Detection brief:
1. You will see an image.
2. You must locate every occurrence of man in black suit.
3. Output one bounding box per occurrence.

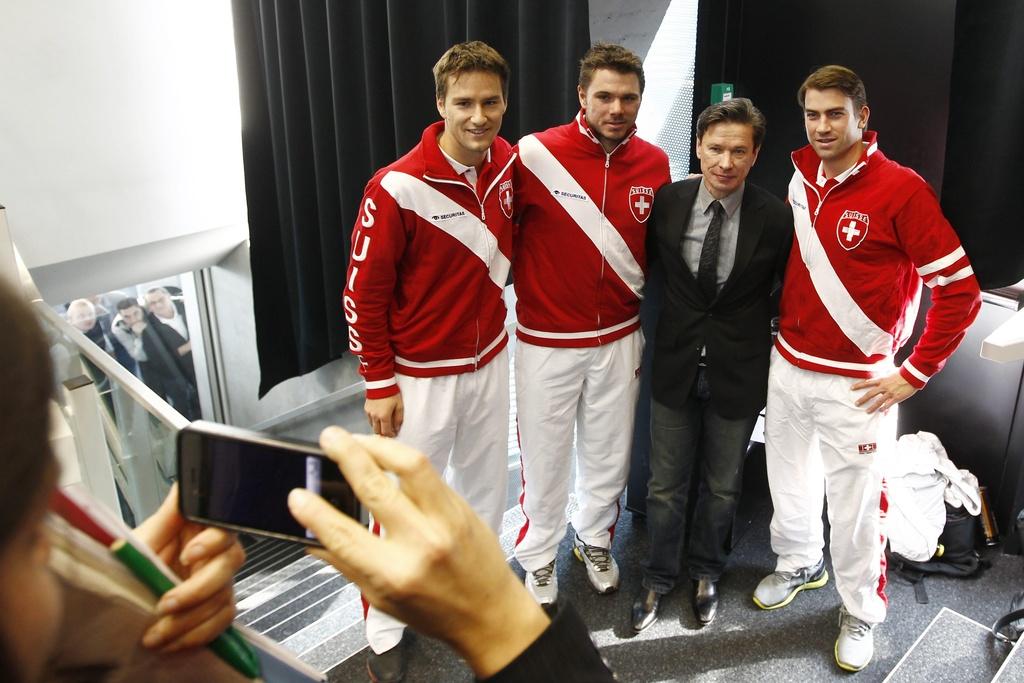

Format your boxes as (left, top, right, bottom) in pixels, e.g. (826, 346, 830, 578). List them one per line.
(140, 287, 201, 420)
(632, 98, 792, 631)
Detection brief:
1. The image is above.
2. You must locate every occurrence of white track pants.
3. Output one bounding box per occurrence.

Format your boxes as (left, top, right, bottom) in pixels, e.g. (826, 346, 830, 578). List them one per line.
(365, 349, 509, 654)
(514, 332, 643, 572)
(764, 348, 894, 624)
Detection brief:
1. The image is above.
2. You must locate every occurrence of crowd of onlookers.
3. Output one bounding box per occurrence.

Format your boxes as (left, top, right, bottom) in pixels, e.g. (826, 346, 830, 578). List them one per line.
(62, 286, 200, 420)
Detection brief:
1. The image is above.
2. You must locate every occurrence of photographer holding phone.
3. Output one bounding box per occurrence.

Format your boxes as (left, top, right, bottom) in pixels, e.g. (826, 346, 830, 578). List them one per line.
(288, 428, 615, 682)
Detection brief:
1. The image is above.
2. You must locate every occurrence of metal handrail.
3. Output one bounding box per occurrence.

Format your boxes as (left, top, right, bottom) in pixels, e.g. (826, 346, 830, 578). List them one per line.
(34, 301, 190, 432)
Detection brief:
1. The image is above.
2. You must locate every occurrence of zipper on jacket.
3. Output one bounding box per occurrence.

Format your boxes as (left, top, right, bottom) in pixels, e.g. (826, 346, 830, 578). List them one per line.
(424, 153, 516, 371)
(794, 157, 867, 226)
(423, 154, 516, 224)
(595, 151, 615, 337)
(474, 319, 480, 369)
(790, 157, 867, 339)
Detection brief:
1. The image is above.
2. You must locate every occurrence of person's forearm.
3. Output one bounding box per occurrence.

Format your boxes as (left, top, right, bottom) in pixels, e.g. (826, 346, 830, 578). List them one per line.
(480, 601, 615, 682)
(453, 572, 551, 678)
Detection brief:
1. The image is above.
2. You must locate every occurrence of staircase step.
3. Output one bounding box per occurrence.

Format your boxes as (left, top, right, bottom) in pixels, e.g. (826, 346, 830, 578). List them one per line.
(993, 631, 1024, 681)
(885, 607, 1010, 682)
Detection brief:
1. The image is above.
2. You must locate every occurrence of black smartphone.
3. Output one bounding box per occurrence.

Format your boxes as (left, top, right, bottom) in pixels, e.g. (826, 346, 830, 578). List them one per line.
(177, 421, 365, 545)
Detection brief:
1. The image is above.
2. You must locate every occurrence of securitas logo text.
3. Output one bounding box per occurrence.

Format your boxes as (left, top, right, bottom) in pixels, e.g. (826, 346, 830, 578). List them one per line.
(430, 210, 467, 221)
(552, 189, 587, 201)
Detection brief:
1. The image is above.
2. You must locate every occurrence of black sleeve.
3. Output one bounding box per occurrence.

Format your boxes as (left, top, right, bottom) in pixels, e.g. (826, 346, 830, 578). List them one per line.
(768, 200, 794, 329)
(646, 186, 667, 268)
(479, 602, 615, 683)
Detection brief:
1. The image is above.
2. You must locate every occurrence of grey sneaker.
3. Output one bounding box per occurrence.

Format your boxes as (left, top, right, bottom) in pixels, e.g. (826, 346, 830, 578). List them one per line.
(572, 534, 619, 594)
(835, 606, 875, 671)
(525, 560, 558, 606)
(752, 558, 828, 609)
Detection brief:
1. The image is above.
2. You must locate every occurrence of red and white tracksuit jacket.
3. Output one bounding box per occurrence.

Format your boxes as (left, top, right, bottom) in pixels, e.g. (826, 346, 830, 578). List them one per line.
(512, 111, 671, 347)
(778, 131, 982, 386)
(343, 121, 516, 399)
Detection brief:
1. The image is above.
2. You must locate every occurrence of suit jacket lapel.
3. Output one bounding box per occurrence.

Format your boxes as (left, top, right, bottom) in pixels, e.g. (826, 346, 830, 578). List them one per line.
(719, 186, 767, 298)
(664, 179, 701, 288)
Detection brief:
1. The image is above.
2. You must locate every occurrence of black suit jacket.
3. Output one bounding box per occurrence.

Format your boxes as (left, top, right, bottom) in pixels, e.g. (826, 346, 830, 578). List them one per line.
(140, 305, 200, 419)
(649, 178, 793, 418)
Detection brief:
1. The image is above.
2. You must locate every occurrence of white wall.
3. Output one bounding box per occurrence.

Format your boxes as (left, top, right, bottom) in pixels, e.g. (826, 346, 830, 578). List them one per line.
(209, 242, 362, 430)
(0, 0, 247, 296)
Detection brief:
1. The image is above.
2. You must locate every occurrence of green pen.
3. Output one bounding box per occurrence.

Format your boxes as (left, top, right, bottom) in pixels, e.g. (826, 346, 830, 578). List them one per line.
(110, 539, 263, 680)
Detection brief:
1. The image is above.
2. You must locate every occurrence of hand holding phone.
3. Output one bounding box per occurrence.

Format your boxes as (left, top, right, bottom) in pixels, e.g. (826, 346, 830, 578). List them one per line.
(287, 428, 550, 679)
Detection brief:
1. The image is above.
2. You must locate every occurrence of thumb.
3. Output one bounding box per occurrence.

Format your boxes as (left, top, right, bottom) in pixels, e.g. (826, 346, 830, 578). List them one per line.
(287, 488, 386, 586)
(288, 488, 367, 554)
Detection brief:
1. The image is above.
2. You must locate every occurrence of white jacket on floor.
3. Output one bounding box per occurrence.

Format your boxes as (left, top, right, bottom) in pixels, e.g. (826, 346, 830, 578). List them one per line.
(884, 431, 981, 561)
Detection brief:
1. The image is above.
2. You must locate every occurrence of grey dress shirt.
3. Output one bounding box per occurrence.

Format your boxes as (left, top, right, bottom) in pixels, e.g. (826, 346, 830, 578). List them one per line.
(681, 181, 745, 292)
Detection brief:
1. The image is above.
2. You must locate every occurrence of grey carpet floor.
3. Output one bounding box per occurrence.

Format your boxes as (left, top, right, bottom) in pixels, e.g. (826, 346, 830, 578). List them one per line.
(322, 488, 1024, 682)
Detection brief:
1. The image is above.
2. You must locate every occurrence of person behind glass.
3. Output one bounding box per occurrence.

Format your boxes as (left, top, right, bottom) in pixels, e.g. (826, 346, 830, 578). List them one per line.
(66, 298, 139, 376)
(113, 297, 166, 398)
(341, 41, 515, 682)
(512, 43, 671, 606)
(0, 281, 245, 683)
(754, 65, 981, 672)
(141, 287, 201, 420)
(632, 98, 793, 632)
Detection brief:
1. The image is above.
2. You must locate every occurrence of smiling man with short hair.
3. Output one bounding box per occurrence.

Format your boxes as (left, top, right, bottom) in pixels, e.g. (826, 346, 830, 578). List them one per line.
(342, 40, 515, 682)
(755, 64, 982, 672)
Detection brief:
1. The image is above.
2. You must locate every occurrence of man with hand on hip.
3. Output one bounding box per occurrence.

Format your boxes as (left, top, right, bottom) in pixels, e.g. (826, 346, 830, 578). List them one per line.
(754, 65, 981, 672)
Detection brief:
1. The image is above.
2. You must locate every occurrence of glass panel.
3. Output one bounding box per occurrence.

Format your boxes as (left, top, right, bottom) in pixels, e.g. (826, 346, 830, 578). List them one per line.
(56, 276, 204, 421)
(40, 306, 179, 526)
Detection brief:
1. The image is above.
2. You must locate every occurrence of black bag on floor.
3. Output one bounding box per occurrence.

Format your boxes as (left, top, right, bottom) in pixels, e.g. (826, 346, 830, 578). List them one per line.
(888, 502, 983, 603)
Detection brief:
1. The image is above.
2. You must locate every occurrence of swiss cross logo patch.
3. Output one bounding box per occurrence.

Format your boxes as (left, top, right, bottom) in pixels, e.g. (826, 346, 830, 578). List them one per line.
(836, 209, 869, 250)
(499, 179, 514, 219)
(629, 185, 654, 223)
(858, 443, 877, 454)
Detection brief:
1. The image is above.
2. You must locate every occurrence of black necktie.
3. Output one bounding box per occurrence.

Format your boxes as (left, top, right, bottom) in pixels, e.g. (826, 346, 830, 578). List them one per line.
(698, 200, 724, 301)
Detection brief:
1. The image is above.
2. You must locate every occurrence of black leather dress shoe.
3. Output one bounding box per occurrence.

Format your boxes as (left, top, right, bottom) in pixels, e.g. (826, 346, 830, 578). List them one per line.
(693, 578, 718, 625)
(632, 588, 662, 632)
(367, 632, 411, 682)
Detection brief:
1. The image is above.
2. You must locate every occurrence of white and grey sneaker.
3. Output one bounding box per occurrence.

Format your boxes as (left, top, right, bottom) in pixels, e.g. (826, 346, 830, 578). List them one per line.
(752, 557, 828, 609)
(572, 534, 619, 594)
(835, 606, 875, 672)
(525, 560, 558, 606)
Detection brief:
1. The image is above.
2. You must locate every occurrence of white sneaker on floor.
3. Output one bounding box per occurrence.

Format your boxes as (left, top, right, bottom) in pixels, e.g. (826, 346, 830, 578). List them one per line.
(525, 560, 558, 606)
(572, 534, 619, 594)
(835, 606, 875, 672)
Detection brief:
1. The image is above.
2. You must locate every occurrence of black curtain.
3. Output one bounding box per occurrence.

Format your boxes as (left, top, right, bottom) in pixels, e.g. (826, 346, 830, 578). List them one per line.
(940, 0, 1024, 291)
(692, 0, 957, 198)
(232, 0, 591, 396)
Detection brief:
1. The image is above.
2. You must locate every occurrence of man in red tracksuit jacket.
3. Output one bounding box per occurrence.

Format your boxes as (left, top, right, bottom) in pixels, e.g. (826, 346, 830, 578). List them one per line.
(342, 41, 516, 682)
(752, 65, 982, 673)
(512, 43, 671, 606)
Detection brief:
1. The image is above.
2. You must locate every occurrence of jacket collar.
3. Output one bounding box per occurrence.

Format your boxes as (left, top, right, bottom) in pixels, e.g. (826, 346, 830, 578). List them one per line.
(574, 109, 637, 153)
(421, 120, 493, 181)
(792, 130, 880, 185)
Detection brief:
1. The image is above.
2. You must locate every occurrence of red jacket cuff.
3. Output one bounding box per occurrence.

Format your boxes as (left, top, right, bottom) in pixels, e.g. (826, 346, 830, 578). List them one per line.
(898, 363, 928, 390)
(365, 377, 399, 400)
